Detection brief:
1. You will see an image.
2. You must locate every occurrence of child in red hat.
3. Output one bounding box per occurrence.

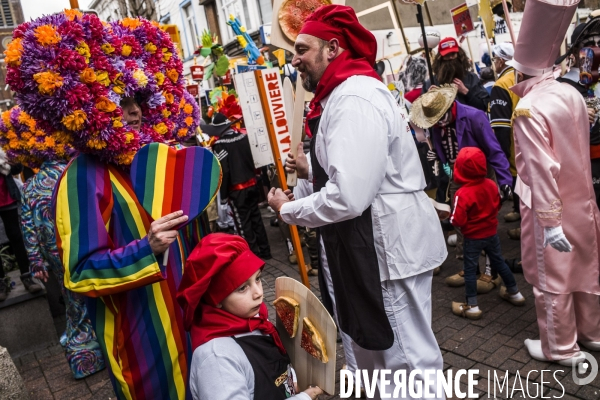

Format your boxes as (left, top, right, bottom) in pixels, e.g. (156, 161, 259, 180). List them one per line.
(449, 147, 525, 319)
(177, 233, 322, 400)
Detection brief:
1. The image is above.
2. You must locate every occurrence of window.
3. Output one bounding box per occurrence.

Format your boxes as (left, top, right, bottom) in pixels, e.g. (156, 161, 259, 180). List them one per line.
(0, 0, 14, 27)
(219, 0, 273, 43)
(221, 0, 252, 42)
(182, 3, 199, 57)
(257, 0, 271, 25)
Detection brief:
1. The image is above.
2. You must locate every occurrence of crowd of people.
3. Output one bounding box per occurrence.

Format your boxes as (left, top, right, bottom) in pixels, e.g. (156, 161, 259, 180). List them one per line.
(1, 0, 600, 399)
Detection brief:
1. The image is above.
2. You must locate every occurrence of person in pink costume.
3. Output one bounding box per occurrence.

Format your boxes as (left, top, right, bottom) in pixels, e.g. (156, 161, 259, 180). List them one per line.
(510, 0, 600, 366)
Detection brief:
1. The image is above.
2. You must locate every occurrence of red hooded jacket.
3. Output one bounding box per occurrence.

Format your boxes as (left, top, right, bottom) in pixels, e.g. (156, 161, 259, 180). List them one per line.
(450, 147, 501, 239)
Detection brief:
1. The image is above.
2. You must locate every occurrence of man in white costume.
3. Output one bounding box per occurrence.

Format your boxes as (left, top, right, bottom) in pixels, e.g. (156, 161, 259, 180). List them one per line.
(268, 4, 447, 398)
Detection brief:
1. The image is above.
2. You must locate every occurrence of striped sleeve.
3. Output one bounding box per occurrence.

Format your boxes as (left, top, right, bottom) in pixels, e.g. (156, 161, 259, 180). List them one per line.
(489, 86, 513, 129)
(54, 155, 165, 297)
(449, 191, 468, 229)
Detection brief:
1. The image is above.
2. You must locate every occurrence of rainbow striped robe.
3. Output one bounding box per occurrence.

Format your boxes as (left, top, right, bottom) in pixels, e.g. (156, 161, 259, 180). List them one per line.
(54, 154, 204, 400)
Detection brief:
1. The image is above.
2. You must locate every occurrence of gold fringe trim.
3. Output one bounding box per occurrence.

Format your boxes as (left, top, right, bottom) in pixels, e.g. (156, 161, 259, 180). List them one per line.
(512, 108, 531, 123)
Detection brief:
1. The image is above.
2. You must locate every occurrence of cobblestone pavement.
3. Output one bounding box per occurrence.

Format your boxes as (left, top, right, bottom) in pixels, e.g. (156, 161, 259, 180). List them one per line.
(11, 204, 600, 399)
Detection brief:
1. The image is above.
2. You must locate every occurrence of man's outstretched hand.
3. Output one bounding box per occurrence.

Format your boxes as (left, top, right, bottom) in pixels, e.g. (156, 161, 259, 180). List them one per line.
(268, 188, 295, 213)
(148, 210, 188, 255)
(285, 143, 309, 180)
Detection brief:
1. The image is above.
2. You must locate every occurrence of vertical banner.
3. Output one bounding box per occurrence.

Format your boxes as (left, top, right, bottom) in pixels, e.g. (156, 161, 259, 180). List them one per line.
(233, 72, 274, 168)
(255, 69, 310, 288)
(479, 0, 495, 39)
(450, 3, 475, 37)
(258, 68, 293, 165)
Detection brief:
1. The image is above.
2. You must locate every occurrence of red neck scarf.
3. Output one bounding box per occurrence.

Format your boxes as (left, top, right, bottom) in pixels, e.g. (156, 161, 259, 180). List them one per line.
(190, 302, 286, 354)
(305, 51, 381, 136)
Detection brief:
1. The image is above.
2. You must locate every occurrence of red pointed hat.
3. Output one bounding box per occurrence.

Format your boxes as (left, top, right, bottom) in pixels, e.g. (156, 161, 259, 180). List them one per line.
(177, 233, 265, 330)
(299, 5, 377, 66)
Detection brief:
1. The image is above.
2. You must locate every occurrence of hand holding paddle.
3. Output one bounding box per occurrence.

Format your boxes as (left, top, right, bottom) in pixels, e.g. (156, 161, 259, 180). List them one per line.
(285, 143, 309, 180)
(148, 210, 188, 255)
(303, 385, 323, 399)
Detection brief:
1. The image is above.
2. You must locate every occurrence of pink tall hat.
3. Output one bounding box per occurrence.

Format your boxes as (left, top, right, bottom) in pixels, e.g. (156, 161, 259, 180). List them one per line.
(510, 0, 579, 76)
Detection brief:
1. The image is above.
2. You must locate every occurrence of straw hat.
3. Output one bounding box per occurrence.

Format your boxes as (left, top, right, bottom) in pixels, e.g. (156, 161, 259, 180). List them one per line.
(409, 85, 458, 129)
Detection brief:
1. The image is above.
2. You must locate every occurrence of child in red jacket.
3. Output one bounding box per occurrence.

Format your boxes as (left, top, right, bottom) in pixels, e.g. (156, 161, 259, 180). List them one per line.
(450, 147, 525, 319)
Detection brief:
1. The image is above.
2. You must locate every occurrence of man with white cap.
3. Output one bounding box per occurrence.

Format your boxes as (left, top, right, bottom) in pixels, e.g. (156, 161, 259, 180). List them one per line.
(489, 43, 522, 232)
(510, 0, 600, 365)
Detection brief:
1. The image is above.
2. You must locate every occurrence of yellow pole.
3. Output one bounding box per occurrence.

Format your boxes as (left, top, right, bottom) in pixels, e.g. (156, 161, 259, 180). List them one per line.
(69, 0, 79, 9)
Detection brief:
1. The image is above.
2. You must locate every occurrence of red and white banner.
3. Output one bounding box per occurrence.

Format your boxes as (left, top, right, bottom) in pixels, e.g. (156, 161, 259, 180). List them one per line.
(222, 70, 232, 85)
(259, 68, 292, 164)
(450, 3, 475, 37)
(186, 84, 199, 97)
(190, 65, 204, 81)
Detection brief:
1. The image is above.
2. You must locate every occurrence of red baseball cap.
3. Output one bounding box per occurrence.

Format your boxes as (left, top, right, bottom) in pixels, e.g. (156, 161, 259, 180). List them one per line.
(438, 37, 459, 57)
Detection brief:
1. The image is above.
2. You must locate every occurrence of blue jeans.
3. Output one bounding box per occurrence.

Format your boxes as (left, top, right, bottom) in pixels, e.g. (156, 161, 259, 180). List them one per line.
(464, 234, 518, 306)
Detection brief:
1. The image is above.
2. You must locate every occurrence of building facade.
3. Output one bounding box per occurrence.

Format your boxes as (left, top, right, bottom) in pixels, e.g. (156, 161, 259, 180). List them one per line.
(88, 0, 157, 22)
(0, 0, 24, 111)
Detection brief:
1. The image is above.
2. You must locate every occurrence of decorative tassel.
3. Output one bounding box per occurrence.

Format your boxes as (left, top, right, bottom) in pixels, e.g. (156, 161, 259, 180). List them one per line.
(512, 108, 532, 122)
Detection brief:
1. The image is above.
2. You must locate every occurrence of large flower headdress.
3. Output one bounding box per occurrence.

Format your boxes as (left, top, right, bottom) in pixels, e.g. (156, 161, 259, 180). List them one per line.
(0, 106, 76, 168)
(5, 11, 199, 166)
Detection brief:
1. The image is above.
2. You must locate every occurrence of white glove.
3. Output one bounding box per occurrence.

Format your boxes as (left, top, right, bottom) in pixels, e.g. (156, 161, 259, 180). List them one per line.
(543, 226, 572, 252)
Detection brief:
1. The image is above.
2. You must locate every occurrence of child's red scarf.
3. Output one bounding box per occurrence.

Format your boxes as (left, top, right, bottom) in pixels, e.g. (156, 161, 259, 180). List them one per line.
(190, 303, 286, 354)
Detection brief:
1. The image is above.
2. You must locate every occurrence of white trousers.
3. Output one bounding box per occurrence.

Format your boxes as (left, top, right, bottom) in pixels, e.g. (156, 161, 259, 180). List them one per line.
(216, 192, 235, 230)
(352, 271, 445, 400)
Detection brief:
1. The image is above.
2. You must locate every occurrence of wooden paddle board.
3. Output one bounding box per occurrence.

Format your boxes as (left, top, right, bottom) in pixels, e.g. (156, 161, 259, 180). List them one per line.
(282, 77, 299, 187)
(275, 277, 337, 395)
(281, 77, 296, 172)
(286, 79, 307, 187)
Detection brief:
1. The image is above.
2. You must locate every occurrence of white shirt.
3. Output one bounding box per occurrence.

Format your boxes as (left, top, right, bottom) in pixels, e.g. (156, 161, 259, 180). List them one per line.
(190, 331, 310, 400)
(281, 75, 447, 280)
(561, 67, 580, 84)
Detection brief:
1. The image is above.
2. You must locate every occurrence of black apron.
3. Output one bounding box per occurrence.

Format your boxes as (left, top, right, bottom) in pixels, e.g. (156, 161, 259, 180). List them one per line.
(232, 335, 296, 399)
(308, 116, 394, 351)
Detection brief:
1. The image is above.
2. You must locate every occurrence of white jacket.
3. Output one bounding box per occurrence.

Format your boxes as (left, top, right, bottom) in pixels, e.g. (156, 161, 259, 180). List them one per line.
(280, 76, 447, 280)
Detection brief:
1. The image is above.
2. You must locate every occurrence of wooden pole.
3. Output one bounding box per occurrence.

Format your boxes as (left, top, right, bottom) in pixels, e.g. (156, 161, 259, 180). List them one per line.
(465, 35, 479, 74)
(501, 0, 517, 44)
(69, 0, 79, 9)
(424, 2, 434, 26)
(482, 23, 497, 79)
(255, 70, 310, 288)
(391, 0, 411, 53)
